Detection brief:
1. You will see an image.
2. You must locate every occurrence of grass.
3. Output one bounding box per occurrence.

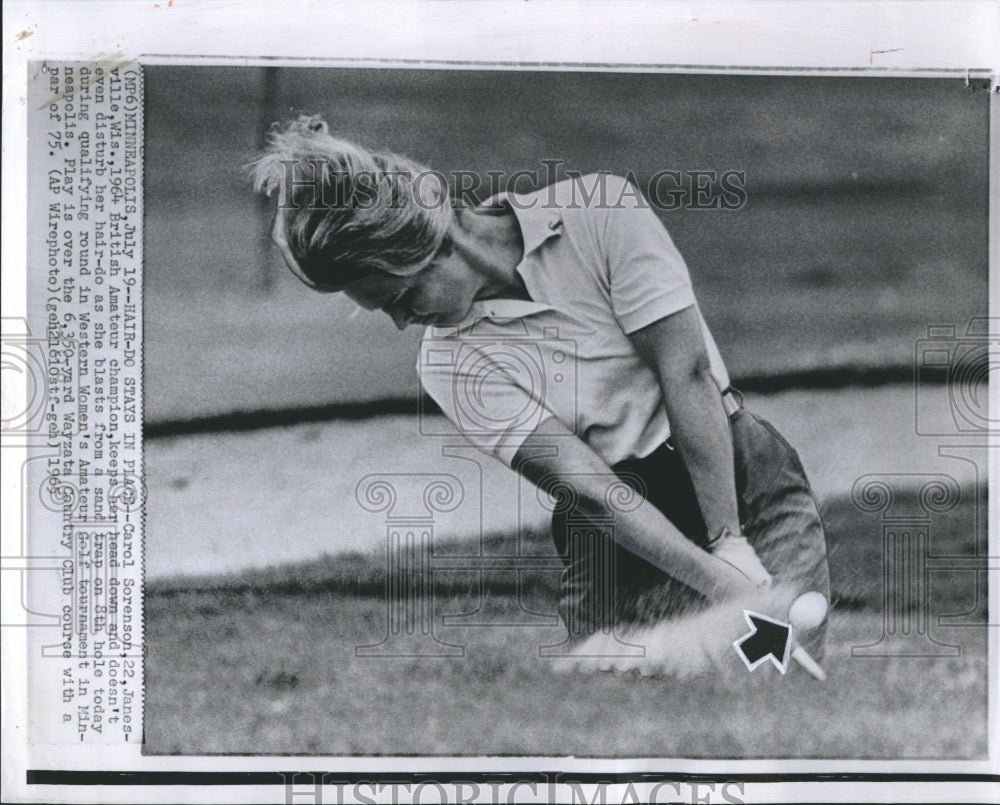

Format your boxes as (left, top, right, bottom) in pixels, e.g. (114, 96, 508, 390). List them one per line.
(143, 489, 989, 757)
(144, 591, 987, 758)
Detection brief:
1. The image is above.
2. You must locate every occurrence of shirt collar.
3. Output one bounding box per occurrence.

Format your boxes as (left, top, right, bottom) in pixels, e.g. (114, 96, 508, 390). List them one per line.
(482, 187, 564, 258)
(427, 295, 557, 340)
(435, 188, 563, 330)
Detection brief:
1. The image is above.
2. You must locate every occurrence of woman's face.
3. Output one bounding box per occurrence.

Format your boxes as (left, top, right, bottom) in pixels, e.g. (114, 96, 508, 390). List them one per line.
(341, 244, 480, 330)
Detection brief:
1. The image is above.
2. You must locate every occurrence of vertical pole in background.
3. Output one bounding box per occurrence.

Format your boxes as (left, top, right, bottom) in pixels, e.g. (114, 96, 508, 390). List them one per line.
(255, 67, 280, 293)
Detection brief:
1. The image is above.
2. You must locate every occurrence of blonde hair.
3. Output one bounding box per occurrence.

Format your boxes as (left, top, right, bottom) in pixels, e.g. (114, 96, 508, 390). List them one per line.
(252, 115, 453, 292)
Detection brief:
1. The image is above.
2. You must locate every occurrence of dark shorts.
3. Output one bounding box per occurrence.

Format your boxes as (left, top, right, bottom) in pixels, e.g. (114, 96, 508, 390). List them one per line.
(550, 407, 831, 658)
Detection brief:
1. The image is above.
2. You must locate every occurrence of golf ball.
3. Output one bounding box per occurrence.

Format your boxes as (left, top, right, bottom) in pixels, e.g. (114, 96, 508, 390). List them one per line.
(788, 591, 828, 631)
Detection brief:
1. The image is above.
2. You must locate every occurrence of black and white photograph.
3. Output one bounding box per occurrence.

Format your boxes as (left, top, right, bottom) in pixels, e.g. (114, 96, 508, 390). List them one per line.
(2, 2, 997, 804)
(140, 66, 990, 757)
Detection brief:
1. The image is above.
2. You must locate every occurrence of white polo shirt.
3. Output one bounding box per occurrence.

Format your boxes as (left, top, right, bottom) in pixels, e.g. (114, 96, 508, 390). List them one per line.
(418, 174, 730, 467)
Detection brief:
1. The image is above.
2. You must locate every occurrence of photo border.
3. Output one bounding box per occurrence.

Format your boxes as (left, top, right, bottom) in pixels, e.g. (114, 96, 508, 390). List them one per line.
(3, 2, 997, 803)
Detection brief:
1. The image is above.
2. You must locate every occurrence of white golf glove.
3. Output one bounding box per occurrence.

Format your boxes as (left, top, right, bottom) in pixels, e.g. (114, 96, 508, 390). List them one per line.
(710, 528, 773, 588)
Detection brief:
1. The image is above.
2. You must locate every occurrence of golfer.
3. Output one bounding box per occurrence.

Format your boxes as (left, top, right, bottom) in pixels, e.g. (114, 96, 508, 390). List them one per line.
(254, 116, 830, 658)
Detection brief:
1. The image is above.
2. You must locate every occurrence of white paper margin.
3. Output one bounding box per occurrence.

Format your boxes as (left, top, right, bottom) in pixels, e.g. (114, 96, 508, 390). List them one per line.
(2, 2, 998, 804)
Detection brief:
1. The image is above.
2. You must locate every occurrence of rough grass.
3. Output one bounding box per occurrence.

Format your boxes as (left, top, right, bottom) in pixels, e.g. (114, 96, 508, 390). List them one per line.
(143, 591, 987, 758)
(143, 489, 989, 757)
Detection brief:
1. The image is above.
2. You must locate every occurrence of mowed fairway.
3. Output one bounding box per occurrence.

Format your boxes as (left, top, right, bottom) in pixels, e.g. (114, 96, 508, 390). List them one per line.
(144, 497, 989, 758)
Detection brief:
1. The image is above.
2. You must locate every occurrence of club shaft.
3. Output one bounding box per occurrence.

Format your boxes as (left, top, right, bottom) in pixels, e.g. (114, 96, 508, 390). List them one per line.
(791, 643, 827, 681)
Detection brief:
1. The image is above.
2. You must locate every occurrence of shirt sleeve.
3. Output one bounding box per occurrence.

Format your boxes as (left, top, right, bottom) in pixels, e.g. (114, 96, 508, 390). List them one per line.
(418, 337, 556, 467)
(599, 175, 697, 334)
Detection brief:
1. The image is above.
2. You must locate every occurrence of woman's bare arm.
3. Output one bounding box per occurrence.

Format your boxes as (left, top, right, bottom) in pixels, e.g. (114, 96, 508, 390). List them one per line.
(628, 305, 740, 544)
(629, 305, 771, 584)
(512, 416, 757, 601)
